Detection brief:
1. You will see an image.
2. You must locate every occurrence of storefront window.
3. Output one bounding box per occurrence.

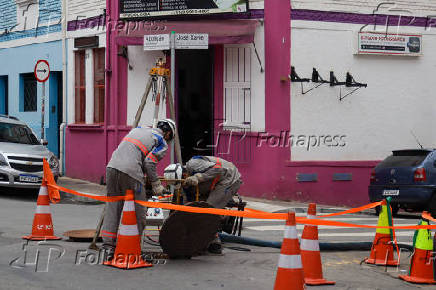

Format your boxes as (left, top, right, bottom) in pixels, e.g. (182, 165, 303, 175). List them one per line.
(74, 50, 86, 123)
(93, 48, 105, 123)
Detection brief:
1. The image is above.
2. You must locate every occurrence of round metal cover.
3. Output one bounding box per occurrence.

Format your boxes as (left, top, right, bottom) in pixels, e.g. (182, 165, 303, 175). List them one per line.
(63, 229, 102, 242)
(159, 201, 221, 259)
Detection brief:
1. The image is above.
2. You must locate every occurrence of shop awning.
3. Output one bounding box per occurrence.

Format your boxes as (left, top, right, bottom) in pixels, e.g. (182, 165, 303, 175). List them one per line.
(116, 19, 259, 46)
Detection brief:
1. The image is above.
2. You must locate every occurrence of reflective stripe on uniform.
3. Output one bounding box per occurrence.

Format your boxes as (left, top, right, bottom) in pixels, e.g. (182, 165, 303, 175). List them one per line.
(307, 215, 316, 219)
(122, 137, 149, 156)
(278, 254, 302, 269)
(300, 238, 320, 251)
(146, 153, 158, 163)
(210, 157, 222, 190)
(123, 200, 135, 211)
(101, 230, 117, 238)
(119, 224, 139, 236)
(284, 226, 298, 239)
(36, 205, 50, 214)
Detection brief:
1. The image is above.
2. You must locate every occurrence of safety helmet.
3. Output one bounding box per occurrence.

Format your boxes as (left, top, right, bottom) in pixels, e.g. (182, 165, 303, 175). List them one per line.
(157, 118, 176, 141)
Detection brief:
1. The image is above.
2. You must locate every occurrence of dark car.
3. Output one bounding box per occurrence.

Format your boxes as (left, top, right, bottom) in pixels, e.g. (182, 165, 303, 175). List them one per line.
(368, 149, 436, 216)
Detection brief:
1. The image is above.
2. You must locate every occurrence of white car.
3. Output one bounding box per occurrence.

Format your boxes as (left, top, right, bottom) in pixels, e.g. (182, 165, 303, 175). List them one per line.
(0, 115, 59, 188)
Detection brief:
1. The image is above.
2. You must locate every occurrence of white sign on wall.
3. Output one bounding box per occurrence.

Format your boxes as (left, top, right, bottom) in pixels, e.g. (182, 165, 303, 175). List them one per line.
(144, 34, 170, 51)
(357, 32, 422, 56)
(144, 33, 209, 51)
(175, 33, 209, 49)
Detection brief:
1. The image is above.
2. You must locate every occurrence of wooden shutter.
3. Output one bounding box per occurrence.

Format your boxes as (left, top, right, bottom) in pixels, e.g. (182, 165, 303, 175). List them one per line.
(223, 46, 251, 129)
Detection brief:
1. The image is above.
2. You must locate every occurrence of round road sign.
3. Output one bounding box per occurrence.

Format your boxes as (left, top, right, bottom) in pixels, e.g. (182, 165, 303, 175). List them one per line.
(34, 60, 50, 83)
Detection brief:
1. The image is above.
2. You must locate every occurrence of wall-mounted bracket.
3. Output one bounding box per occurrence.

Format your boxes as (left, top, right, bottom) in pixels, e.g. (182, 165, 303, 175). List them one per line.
(345, 72, 367, 88)
(339, 72, 368, 101)
(330, 71, 346, 86)
(290, 66, 310, 82)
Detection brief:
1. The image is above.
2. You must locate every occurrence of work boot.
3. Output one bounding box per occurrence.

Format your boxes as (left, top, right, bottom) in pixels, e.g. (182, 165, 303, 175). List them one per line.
(102, 244, 115, 261)
(207, 242, 223, 255)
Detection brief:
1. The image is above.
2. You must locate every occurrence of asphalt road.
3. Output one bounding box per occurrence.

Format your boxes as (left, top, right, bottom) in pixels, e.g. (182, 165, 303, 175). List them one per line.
(0, 187, 433, 290)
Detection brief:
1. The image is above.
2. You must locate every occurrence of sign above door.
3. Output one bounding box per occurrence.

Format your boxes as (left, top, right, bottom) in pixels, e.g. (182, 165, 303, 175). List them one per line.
(120, 0, 248, 19)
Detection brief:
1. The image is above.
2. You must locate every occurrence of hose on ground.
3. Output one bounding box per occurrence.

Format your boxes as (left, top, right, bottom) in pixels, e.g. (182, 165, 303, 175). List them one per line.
(218, 233, 414, 251)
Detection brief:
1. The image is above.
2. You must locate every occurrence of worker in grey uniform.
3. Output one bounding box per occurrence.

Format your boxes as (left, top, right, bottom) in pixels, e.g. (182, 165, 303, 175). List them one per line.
(183, 155, 243, 253)
(101, 119, 176, 256)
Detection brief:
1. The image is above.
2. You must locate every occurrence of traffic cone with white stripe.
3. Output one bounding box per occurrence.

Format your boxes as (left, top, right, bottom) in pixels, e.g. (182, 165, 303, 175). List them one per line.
(364, 202, 399, 266)
(274, 212, 304, 290)
(301, 203, 335, 285)
(22, 180, 61, 240)
(103, 189, 152, 269)
(399, 219, 436, 284)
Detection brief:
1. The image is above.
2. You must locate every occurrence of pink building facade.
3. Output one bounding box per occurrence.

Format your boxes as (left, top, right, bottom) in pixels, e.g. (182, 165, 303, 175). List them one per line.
(65, 0, 434, 207)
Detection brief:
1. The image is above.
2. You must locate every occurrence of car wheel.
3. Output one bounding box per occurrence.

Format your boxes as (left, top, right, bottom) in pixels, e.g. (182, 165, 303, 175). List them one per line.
(429, 194, 436, 218)
(390, 203, 399, 217)
(375, 205, 381, 216)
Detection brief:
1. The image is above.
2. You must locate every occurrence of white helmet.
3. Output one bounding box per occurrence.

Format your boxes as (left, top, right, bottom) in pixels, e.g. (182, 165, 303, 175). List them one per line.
(157, 118, 176, 140)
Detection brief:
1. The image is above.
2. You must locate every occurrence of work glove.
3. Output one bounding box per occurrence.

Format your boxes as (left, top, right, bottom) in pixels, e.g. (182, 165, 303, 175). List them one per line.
(184, 175, 199, 187)
(151, 180, 166, 196)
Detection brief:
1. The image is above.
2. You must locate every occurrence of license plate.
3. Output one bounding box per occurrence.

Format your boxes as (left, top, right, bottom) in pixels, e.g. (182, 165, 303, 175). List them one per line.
(383, 189, 399, 196)
(19, 175, 40, 183)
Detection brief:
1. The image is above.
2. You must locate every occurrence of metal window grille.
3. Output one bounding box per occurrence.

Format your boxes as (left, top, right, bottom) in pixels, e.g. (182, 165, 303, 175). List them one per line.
(23, 74, 37, 112)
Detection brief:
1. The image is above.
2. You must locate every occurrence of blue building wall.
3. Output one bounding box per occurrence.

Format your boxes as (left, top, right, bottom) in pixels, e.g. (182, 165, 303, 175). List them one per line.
(0, 0, 17, 31)
(0, 40, 62, 141)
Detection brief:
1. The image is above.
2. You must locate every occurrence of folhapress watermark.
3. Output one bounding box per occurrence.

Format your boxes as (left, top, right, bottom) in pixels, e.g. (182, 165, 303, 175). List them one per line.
(9, 241, 166, 272)
(256, 132, 347, 151)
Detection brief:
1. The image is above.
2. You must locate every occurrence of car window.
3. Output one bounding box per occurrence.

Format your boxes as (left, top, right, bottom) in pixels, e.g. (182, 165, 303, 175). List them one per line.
(0, 122, 40, 145)
(378, 155, 428, 168)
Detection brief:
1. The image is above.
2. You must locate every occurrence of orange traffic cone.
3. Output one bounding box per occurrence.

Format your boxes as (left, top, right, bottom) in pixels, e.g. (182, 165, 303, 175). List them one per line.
(301, 203, 335, 285)
(364, 203, 398, 266)
(22, 180, 61, 240)
(399, 219, 436, 284)
(104, 189, 152, 269)
(274, 212, 304, 290)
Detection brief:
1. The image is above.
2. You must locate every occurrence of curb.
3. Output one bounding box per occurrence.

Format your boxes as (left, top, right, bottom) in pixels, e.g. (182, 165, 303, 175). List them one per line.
(273, 207, 376, 216)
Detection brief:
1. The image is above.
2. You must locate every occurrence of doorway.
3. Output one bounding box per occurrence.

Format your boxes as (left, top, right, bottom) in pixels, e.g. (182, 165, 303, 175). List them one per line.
(176, 48, 214, 162)
(0, 76, 8, 115)
(47, 72, 63, 157)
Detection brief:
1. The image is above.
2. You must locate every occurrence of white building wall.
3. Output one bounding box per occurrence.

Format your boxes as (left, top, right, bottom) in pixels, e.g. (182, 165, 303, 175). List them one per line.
(290, 20, 436, 161)
(127, 47, 167, 127)
(67, 0, 105, 21)
(292, 0, 436, 17)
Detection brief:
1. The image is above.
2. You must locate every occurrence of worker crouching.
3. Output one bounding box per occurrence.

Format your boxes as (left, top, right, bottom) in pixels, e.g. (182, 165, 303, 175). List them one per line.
(183, 156, 243, 254)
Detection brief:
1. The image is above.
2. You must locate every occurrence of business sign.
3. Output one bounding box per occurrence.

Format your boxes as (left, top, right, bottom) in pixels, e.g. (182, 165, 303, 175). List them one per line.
(175, 33, 208, 49)
(357, 32, 422, 56)
(120, 0, 248, 19)
(144, 34, 170, 50)
(144, 33, 208, 50)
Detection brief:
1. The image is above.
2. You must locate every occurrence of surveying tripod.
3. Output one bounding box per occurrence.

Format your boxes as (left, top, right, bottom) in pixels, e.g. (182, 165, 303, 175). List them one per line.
(89, 61, 183, 250)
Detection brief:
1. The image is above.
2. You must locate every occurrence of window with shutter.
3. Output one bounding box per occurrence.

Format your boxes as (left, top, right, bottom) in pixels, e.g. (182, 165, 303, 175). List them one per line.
(223, 46, 251, 130)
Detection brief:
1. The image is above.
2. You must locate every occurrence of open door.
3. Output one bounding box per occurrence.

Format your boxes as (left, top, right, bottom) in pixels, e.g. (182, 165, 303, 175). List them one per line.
(176, 48, 214, 162)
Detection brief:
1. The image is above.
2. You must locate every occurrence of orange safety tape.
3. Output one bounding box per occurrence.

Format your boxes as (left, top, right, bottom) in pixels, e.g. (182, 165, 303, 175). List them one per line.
(44, 176, 436, 229)
(422, 211, 436, 223)
(48, 184, 125, 202)
(43, 159, 60, 204)
(318, 201, 383, 218)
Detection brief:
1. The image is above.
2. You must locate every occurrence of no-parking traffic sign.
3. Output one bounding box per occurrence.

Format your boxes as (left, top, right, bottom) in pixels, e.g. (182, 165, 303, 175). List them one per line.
(34, 60, 50, 83)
